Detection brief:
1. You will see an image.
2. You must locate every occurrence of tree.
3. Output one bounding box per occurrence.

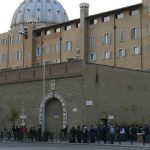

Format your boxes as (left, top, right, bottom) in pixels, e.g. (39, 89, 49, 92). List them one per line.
(7, 108, 19, 125)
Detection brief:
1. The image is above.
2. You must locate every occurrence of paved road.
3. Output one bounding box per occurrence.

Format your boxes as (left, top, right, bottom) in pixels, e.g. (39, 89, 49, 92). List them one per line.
(0, 143, 149, 150)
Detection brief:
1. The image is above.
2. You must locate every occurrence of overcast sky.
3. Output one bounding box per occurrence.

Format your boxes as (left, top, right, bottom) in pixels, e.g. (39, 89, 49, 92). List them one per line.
(0, 0, 142, 33)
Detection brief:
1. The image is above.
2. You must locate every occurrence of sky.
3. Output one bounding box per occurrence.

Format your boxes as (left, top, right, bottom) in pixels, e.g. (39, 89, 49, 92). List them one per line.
(0, 0, 142, 33)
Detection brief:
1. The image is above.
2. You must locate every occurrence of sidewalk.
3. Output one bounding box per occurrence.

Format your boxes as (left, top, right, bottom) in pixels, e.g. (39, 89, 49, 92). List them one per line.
(52, 140, 150, 148)
(1, 139, 150, 148)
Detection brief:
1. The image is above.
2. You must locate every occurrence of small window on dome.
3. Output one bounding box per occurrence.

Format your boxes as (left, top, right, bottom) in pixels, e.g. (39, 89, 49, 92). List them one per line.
(48, 9, 51, 12)
(30, 0, 32, 2)
(37, 8, 40, 11)
(38, 0, 41, 2)
(54, 1, 57, 4)
(47, 0, 49, 2)
(27, 9, 30, 12)
(19, 10, 22, 13)
(57, 10, 60, 13)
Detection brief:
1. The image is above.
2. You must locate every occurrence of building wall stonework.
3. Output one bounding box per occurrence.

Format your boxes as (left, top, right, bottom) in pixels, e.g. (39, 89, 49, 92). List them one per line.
(0, 61, 150, 131)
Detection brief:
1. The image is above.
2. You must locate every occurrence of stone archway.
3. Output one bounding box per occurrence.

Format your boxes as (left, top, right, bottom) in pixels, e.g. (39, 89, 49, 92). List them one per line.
(39, 92, 67, 132)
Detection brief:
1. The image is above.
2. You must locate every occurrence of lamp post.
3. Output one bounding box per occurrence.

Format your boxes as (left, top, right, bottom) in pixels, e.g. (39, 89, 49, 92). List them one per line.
(19, 31, 45, 131)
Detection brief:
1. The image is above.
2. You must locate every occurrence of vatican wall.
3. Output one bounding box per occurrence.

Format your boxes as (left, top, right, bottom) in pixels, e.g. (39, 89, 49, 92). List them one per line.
(81, 64, 150, 125)
(0, 61, 83, 129)
(0, 61, 150, 130)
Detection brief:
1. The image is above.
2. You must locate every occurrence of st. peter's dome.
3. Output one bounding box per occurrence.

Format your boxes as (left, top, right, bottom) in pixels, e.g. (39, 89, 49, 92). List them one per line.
(10, 0, 69, 29)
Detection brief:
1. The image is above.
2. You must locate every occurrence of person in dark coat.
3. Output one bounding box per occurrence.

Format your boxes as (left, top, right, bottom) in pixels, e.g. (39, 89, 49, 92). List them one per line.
(69, 126, 76, 143)
(82, 126, 89, 143)
(89, 125, 96, 143)
(76, 125, 82, 143)
(101, 125, 108, 144)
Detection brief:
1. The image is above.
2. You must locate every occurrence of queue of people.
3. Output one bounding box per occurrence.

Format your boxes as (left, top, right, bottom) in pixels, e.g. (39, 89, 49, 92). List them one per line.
(0, 123, 150, 145)
(68, 124, 150, 145)
(0, 125, 43, 142)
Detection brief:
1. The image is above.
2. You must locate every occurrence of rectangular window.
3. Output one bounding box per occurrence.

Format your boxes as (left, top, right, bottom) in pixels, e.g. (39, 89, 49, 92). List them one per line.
(2, 54, 7, 64)
(35, 47, 41, 56)
(88, 52, 96, 62)
(94, 19, 98, 24)
(65, 41, 72, 51)
(67, 25, 71, 30)
(16, 51, 21, 60)
(131, 28, 140, 40)
(76, 23, 80, 28)
(56, 28, 60, 33)
(116, 48, 126, 57)
(103, 51, 111, 60)
(45, 44, 51, 54)
(5, 37, 8, 45)
(89, 36, 96, 48)
(9, 37, 13, 44)
(2, 38, 7, 45)
(116, 13, 124, 19)
(55, 41, 60, 53)
(16, 34, 21, 42)
(118, 30, 124, 42)
(65, 25, 71, 31)
(131, 46, 141, 55)
(90, 19, 98, 24)
(76, 39, 80, 51)
(46, 30, 51, 35)
(102, 16, 110, 22)
(130, 9, 139, 16)
(148, 3, 150, 12)
(102, 33, 111, 44)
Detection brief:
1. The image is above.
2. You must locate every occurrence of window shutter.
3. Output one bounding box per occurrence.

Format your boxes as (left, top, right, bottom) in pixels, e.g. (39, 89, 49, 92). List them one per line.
(122, 49, 126, 57)
(131, 47, 134, 55)
(137, 28, 141, 39)
(69, 41, 72, 50)
(88, 53, 91, 61)
(89, 37, 91, 47)
(116, 49, 119, 57)
(64, 42, 67, 51)
(107, 52, 110, 59)
(35, 48, 38, 56)
(110, 52, 112, 59)
(39, 47, 41, 56)
(108, 33, 111, 44)
(94, 53, 96, 61)
(131, 29, 134, 40)
(102, 34, 105, 44)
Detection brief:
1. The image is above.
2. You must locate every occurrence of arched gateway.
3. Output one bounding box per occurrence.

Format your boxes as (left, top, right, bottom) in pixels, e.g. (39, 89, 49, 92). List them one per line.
(39, 92, 67, 133)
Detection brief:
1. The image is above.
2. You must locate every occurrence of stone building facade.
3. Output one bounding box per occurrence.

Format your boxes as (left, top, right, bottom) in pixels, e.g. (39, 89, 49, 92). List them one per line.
(0, 0, 150, 134)
(1, 0, 150, 71)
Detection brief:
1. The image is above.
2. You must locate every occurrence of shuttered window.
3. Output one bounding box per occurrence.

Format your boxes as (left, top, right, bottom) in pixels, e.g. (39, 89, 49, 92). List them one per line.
(131, 28, 140, 40)
(116, 48, 126, 57)
(131, 46, 141, 55)
(102, 33, 111, 44)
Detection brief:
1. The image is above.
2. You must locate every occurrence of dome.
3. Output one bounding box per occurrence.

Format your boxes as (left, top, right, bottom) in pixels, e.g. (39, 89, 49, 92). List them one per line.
(10, 0, 69, 29)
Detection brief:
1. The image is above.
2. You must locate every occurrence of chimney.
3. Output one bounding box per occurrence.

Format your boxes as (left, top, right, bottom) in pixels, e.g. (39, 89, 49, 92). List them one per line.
(80, 3, 89, 63)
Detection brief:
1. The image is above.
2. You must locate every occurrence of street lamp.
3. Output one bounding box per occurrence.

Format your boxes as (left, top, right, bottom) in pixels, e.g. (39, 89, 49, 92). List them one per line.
(19, 30, 46, 130)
